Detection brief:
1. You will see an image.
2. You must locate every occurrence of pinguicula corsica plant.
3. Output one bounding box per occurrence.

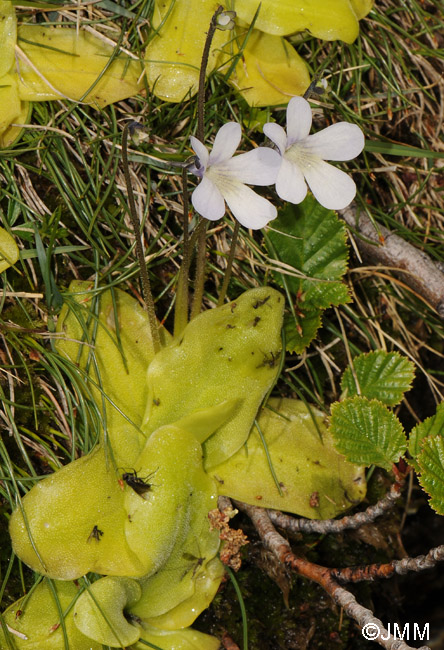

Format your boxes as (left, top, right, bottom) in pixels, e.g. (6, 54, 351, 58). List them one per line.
(3, 7, 444, 650)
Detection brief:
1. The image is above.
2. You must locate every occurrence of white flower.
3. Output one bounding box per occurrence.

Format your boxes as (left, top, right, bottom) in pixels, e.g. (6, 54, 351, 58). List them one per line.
(189, 122, 281, 230)
(263, 96, 365, 210)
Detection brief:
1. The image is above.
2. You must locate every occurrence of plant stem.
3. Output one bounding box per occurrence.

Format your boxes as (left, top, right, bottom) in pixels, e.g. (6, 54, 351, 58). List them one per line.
(174, 167, 191, 336)
(190, 218, 208, 320)
(121, 123, 161, 353)
(197, 5, 224, 143)
(188, 5, 223, 319)
(217, 219, 240, 306)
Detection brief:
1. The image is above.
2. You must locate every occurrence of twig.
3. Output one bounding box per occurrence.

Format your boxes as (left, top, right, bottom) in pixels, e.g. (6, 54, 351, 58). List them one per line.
(340, 203, 444, 319)
(234, 501, 430, 650)
(331, 544, 444, 583)
(333, 587, 429, 650)
(267, 480, 404, 534)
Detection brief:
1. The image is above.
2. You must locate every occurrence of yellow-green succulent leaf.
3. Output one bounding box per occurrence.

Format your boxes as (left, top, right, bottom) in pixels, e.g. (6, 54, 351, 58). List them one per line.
(0, 74, 22, 136)
(146, 557, 225, 630)
(73, 577, 142, 647)
(234, 0, 362, 43)
(144, 0, 229, 102)
(174, 398, 243, 444)
(0, 225, 20, 273)
(143, 287, 284, 469)
(0, 1, 16, 77)
(0, 98, 30, 148)
(56, 281, 169, 466)
(132, 626, 221, 650)
(0, 580, 102, 650)
(124, 424, 213, 576)
(350, 0, 374, 19)
(219, 29, 310, 106)
(129, 465, 220, 620)
(16, 25, 143, 106)
(211, 397, 366, 519)
(9, 445, 145, 579)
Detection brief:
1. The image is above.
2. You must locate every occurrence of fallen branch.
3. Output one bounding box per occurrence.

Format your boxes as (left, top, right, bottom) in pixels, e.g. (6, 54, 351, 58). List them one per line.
(267, 479, 403, 534)
(340, 203, 444, 319)
(234, 500, 430, 650)
(331, 544, 444, 583)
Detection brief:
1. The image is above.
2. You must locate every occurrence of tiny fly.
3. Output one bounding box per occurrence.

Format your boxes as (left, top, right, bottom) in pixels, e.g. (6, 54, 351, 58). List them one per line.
(181, 552, 205, 580)
(87, 525, 104, 543)
(121, 469, 154, 497)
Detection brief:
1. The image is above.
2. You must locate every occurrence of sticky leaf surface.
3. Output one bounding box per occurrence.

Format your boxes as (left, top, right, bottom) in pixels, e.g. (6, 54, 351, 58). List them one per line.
(211, 397, 366, 518)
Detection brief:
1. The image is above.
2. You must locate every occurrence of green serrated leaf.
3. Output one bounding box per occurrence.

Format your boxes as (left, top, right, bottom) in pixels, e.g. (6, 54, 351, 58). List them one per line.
(268, 197, 349, 291)
(341, 351, 415, 406)
(409, 402, 444, 472)
(267, 196, 350, 353)
(305, 281, 351, 310)
(284, 310, 322, 354)
(330, 396, 407, 470)
(417, 435, 444, 515)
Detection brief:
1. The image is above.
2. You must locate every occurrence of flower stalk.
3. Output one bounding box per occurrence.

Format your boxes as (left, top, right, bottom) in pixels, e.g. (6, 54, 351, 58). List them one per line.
(190, 218, 208, 320)
(121, 123, 161, 352)
(197, 5, 224, 143)
(174, 167, 191, 337)
(191, 5, 225, 319)
(216, 219, 240, 307)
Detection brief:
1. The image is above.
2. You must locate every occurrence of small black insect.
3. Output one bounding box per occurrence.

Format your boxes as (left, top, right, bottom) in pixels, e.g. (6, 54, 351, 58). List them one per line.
(87, 525, 104, 543)
(253, 295, 270, 309)
(256, 350, 281, 369)
(121, 469, 154, 497)
(180, 552, 205, 580)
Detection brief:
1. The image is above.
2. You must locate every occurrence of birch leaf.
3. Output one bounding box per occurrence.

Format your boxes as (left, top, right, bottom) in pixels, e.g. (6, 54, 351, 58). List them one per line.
(409, 402, 444, 471)
(341, 351, 415, 406)
(417, 435, 444, 515)
(330, 396, 407, 470)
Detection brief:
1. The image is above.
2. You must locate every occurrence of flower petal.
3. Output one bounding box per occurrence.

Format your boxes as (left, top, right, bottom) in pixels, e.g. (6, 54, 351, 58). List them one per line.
(191, 175, 225, 221)
(303, 123, 365, 161)
(190, 136, 209, 169)
(223, 183, 277, 229)
(303, 160, 357, 210)
(227, 147, 281, 185)
(275, 158, 307, 204)
(263, 123, 287, 155)
(209, 122, 241, 165)
(286, 96, 312, 145)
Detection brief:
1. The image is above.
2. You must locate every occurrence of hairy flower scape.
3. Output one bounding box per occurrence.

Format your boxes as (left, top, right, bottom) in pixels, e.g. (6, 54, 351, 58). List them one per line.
(263, 96, 365, 210)
(189, 122, 281, 229)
